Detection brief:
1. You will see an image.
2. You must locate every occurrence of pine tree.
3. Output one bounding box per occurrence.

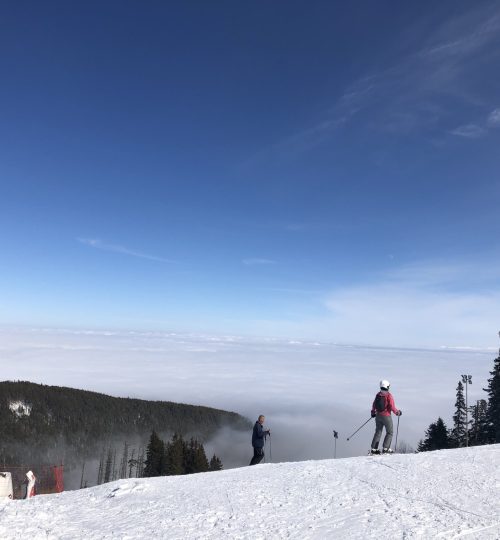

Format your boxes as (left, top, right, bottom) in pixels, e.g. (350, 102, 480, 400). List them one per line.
(484, 348, 500, 443)
(417, 417, 450, 452)
(209, 454, 223, 471)
(450, 381, 467, 447)
(192, 440, 209, 473)
(184, 438, 197, 474)
(469, 399, 488, 446)
(144, 430, 165, 477)
(165, 433, 185, 475)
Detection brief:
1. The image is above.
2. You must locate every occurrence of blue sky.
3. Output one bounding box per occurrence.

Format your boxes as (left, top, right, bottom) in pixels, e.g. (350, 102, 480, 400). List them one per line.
(1, 1, 500, 348)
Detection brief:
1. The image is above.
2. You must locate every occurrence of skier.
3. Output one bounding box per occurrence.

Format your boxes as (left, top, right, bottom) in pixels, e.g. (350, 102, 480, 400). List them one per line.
(370, 380, 401, 455)
(249, 415, 270, 465)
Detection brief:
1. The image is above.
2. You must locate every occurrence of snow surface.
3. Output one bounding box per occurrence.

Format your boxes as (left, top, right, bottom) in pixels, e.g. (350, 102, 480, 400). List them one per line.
(1, 445, 499, 539)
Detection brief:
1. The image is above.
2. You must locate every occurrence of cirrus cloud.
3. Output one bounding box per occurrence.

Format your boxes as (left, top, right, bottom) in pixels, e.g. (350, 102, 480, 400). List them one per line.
(323, 259, 500, 349)
(488, 108, 500, 126)
(78, 238, 175, 263)
(449, 124, 486, 139)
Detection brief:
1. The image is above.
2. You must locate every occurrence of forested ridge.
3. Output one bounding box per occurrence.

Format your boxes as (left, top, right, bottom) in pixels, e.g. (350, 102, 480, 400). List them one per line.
(0, 380, 250, 468)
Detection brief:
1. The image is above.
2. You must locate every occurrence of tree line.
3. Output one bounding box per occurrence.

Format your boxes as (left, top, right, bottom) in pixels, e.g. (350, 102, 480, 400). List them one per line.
(418, 349, 500, 451)
(143, 431, 222, 476)
(94, 432, 222, 485)
(94, 442, 146, 486)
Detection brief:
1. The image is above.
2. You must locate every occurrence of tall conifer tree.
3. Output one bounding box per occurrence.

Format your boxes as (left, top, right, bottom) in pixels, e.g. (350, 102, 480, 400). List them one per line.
(450, 381, 467, 447)
(192, 440, 209, 473)
(469, 399, 488, 446)
(144, 430, 165, 477)
(484, 348, 500, 443)
(165, 433, 185, 475)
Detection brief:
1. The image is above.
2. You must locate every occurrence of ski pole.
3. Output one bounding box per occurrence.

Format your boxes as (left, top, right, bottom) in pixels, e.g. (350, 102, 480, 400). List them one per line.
(394, 415, 400, 452)
(346, 417, 373, 441)
(269, 432, 272, 463)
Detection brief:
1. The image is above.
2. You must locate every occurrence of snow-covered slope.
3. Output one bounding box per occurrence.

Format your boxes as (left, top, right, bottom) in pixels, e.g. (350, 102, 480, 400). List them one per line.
(1, 445, 499, 539)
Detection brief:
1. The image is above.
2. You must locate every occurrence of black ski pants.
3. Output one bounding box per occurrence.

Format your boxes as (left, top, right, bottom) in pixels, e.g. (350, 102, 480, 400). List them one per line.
(249, 447, 264, 465)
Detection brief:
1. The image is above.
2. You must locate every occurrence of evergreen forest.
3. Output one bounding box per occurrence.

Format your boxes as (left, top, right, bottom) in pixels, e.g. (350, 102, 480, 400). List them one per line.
(0, 380, 250, 487)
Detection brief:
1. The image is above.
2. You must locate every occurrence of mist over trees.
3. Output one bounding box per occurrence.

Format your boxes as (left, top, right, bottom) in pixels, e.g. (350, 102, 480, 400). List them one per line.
(0, 381, 249, 487)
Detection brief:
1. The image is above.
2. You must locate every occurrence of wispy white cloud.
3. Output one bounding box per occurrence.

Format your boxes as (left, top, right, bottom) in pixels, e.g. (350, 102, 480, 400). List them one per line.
(271, 117, 346, 155)
(272, 3, 500, 150)
(450, 107, 500, 138)
(242, 258, 276, 266)
(183, 255, 500, 353)
(322, 258, 500, 349)
(347, 6, 500, 130)
(449, 123, 486, 139)
(78, 238, 174, 263)
(419, 8, 500, 60)
(384, 258, 500, 287)
(325, 283, 499, 348)
(488, 108, 500, 126)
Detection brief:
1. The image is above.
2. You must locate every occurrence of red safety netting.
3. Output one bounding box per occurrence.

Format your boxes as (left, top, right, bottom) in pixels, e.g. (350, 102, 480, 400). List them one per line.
(1, 465, 64, 498)
(53, 465, 64, 493)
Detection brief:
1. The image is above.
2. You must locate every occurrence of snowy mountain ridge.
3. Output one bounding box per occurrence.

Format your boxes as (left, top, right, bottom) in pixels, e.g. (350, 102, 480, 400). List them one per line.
(1, 445, 499, 539)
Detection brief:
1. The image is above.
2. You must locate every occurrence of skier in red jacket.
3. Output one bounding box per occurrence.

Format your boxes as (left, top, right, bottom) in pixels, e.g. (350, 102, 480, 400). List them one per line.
(370, 379, 402, 455)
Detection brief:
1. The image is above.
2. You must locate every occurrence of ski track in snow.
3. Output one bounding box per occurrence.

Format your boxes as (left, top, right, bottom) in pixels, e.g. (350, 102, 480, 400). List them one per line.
(0, 445, 499, 539)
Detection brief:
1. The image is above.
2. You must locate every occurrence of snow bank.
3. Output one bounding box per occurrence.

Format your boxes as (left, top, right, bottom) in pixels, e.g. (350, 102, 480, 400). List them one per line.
(0, 445, 499, 539)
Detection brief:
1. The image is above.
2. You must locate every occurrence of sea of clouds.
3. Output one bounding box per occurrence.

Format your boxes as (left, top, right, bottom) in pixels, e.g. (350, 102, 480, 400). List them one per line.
(1, 326, 495, 466)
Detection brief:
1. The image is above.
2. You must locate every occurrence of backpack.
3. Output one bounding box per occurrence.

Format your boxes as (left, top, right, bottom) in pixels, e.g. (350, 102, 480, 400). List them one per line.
(375, 391, 388, 413)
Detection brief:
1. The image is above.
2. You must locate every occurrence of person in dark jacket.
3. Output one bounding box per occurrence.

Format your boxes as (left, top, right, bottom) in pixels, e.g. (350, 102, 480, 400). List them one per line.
(249, 415, 270, 465)
(370, 379, 401, 454)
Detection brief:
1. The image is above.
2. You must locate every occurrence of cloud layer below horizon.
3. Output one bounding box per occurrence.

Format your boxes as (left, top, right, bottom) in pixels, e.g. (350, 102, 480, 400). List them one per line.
(1, 326, 495, 463)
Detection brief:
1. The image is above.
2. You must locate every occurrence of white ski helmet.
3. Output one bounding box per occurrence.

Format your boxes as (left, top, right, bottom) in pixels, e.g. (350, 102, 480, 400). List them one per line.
(380, 379, 390, 390)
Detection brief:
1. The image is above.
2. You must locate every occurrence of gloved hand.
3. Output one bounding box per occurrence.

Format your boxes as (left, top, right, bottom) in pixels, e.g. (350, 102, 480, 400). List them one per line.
(396, 410, 402, 416)
(371, 411, 376, 418)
